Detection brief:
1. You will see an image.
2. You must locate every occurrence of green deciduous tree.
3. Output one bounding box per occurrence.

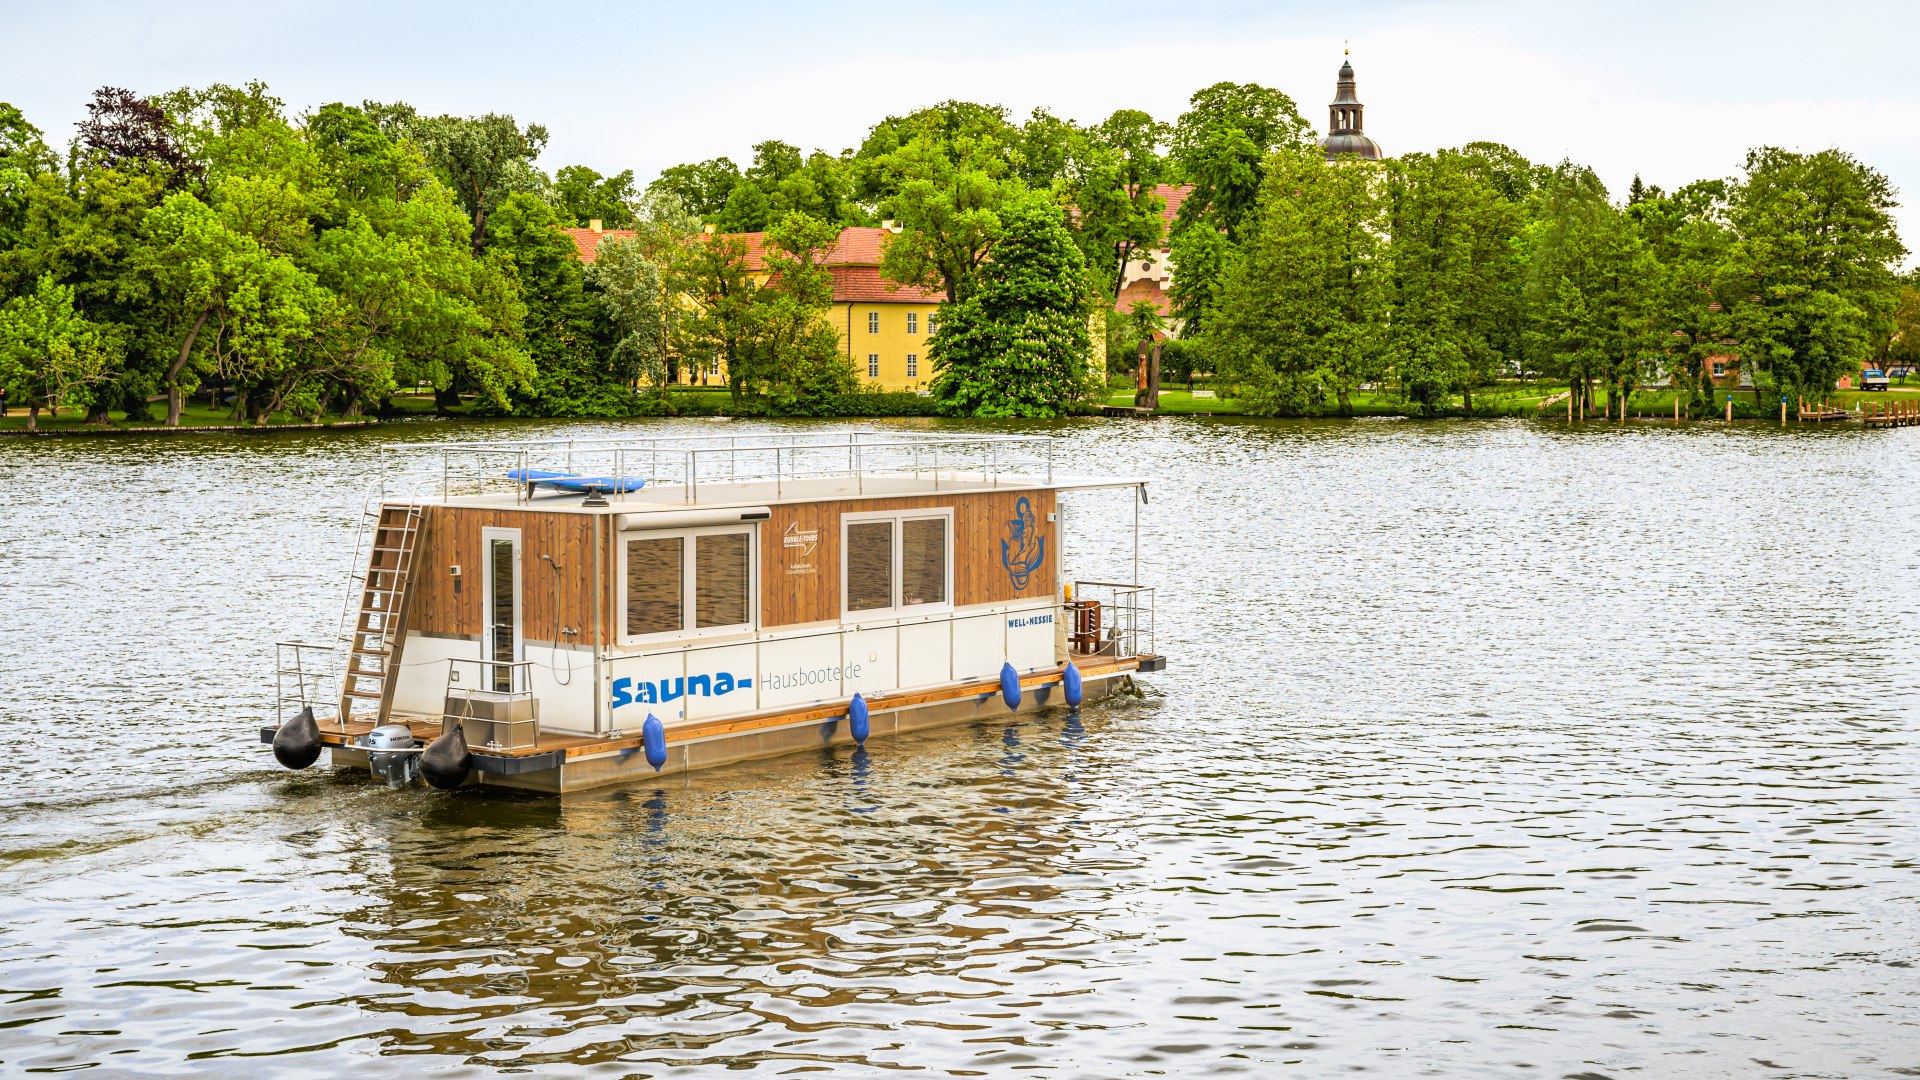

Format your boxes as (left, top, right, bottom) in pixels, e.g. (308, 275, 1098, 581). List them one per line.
(1216, 149, 1387, 415)
(389, 109, 549, 253)
(549, 164, 637, 229)
(677, 230, 759, 405)
(1726, 147, 1905, 410)
(927, 191, 1093, 417)
(647, 157, 742, 223)
(0, 103, 56, 255)
(0, 275, 122, 428)
(1168, 82, 1311, 244)
(1386, 149, 1527, 415)
(1521, 162, 1660, 418)
(1061, 109, 1170, 300)
(485, 191, 619, 415)
(586, 193, 702, 393)
(859, 102, 1026, 303)
(1629, 180, 1739, 412)
(741, 212, 858, 406)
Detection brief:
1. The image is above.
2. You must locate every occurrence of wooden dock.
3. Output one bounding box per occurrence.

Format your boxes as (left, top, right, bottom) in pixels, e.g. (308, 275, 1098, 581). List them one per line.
(1796, 397, 1849, 422)
(1863, 399, 1920, 428)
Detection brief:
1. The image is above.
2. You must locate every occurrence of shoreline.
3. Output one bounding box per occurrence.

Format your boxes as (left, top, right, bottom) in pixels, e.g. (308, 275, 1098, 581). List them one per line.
(0, 418, 381, 438)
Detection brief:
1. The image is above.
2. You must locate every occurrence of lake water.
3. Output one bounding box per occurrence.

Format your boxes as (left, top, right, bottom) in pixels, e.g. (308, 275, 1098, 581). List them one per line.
(2, 416, 1918, 1078)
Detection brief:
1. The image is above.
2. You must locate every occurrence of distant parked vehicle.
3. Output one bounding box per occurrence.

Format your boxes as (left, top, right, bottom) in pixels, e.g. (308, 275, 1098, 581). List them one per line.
(1860, 369, 1891, 391)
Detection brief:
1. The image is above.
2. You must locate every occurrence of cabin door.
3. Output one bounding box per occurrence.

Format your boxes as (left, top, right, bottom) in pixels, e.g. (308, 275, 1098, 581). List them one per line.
(481, 527, 523, 693)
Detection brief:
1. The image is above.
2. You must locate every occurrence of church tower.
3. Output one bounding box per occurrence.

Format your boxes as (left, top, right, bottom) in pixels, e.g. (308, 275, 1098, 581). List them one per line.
(1320, 51, 1383, 161)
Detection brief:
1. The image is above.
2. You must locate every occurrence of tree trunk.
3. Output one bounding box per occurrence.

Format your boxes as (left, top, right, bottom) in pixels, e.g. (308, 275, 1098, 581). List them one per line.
(1462, 385, 1473, 418)
(165, 306, 213, 427)
(26, 404, 39, 431)
(433, 385, 461, 415)
(1336, 387, 1352, 416)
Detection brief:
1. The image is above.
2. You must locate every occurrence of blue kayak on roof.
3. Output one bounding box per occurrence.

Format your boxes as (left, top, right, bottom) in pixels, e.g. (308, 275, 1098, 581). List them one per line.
(507, 468, 646, 493)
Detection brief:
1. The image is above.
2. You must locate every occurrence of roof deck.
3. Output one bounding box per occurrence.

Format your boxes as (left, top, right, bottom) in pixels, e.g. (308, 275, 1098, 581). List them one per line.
(386, 431, 1145, 510)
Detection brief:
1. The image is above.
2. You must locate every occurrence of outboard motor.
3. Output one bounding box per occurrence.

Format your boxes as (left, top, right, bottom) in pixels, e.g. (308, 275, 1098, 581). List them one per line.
(357, 724, 420, 786)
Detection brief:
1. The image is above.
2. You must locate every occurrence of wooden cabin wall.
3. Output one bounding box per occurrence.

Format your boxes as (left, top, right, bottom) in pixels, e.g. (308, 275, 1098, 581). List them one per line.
(407, 505, 604, 644)
(759, 489, 1056, 628)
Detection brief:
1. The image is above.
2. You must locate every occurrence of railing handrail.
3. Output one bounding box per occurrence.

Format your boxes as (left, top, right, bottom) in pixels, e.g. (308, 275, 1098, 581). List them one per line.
(392, 432, 1051, 453)
(407, 431, 1060, 505)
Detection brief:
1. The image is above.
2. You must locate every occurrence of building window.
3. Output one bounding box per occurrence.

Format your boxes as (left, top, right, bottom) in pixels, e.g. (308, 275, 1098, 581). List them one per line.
(928, 314, 939, 335)
(1713, 362, 1727, 378)
(906, 354, 918, 378)
(867, 353, 879, 378)
(621, 526, 755, 643)
(842, 511, 952, 617)
(867, 311, 879, 334)
(906, 312, 918, 335)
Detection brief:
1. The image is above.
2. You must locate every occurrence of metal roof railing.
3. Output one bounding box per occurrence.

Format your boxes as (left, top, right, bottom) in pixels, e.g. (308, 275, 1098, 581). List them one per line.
(389, 431, 1059, 504)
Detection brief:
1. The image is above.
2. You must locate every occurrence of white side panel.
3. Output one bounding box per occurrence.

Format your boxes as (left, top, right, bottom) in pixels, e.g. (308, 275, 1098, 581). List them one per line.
(951, 611, 1004, 681)
(527, 643, 596, 733)
(607, 652, 689, 725)
(1004, 604, 1058, 674)
(897, 621, 952, 688)
(842, 627, 898, 699)
(758, 634, 848, 711)
(683, 644, 760, 721)
(393, 634, 472, 716)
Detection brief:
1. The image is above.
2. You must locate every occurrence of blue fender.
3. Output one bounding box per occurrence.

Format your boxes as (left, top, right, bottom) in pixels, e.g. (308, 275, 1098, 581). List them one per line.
(1062, 661, 1083, 708)
(1000, 662, 1021, 710)
(642, 713, 666, 771)
(849, 692, 870, 745)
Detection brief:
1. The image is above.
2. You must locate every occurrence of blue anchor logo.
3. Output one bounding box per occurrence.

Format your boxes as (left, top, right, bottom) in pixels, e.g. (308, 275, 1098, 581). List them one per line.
(1001, 496, 1046, 590)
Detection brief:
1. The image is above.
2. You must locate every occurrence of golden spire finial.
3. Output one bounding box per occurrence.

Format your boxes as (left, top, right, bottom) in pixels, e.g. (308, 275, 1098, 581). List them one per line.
(1344, 39, 1349, 56)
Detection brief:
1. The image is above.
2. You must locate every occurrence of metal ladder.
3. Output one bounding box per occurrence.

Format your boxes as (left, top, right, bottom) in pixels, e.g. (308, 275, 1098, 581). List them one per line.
(338, 502, 424, 726)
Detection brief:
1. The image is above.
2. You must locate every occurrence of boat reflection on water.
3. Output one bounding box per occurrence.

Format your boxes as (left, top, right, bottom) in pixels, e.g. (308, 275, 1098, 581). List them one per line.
(318, 705, 1141, 1066)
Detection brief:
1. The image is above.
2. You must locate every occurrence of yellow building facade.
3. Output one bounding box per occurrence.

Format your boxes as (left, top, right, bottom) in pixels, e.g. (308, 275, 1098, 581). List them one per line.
(564, 223, 944, 393)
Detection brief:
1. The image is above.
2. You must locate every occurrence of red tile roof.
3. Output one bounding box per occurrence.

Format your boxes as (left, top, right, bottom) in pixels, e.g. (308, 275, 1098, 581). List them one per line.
(568, 225, 904, 274)
(562, 227, 636, 263)
(1115, 277, 1173, 317)
(829, 266, 944, 304)
(1153, 183, 1189, 251)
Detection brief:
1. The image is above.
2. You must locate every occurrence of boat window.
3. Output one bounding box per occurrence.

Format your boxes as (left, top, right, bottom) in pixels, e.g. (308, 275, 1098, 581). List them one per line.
(842, 510, 951, 616)
(695, 532, 750, 629)
(487, 534, 519, 692)
(901, 517, 946, 606)
(621, 526, 756, 643)
(845, 520, 894, 612)
(625, 536, 683, 637)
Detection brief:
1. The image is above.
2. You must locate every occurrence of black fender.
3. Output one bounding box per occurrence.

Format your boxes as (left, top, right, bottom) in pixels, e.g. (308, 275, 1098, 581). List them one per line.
(271, 706, 323, 770)
(421, 724, 472, 790)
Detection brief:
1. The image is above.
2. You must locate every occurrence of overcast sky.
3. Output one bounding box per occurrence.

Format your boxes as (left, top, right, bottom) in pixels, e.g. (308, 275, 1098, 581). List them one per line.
(4, 0, 1914, 260)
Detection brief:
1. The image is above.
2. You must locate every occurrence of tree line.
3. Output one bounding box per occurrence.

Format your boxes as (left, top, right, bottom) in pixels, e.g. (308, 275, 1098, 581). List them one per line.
(1208, 139, 1911, 417)
(1, 80, 1914, 428)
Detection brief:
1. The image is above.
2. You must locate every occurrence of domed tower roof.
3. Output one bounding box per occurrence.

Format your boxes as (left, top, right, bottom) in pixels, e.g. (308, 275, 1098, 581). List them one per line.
(1320, 52, 1383, 162)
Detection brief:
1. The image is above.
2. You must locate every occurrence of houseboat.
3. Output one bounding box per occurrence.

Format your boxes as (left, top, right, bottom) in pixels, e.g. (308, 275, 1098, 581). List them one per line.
(263, 432, 1163, 793)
